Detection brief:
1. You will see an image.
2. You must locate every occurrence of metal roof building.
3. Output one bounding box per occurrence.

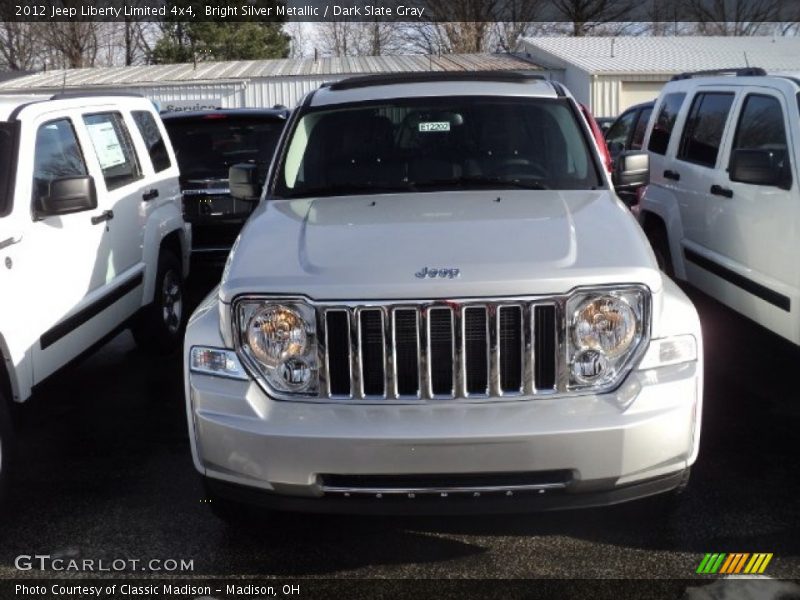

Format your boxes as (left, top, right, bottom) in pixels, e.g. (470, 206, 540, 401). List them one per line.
(0, 53, 542, 111)
(518, 36, 800, 117)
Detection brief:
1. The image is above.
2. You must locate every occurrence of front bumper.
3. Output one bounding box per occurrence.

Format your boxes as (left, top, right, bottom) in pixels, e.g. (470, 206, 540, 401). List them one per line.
(203, 469, 689, 515)
(184, 300, 702, 512)
(184, 284, 703, 514)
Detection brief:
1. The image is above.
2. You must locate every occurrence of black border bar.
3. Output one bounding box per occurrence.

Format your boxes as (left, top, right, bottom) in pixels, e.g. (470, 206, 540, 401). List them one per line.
(684, 248, 790, 312)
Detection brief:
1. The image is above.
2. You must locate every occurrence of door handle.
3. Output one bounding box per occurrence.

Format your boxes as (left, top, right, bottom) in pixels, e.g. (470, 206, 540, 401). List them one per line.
(142, 188, 159, 201)
(0, 234, 21, 250)
(663, 169, 681, 181)
(710, 184, 733, 198)
(91, 210, 114, 225)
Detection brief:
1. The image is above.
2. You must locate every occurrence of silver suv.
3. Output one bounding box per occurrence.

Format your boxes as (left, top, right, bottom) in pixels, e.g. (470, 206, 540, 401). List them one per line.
(184, 72, 703, 517)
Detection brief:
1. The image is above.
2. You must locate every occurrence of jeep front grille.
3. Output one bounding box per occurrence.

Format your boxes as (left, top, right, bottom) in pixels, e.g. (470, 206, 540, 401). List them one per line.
(320, 301, 561, 401)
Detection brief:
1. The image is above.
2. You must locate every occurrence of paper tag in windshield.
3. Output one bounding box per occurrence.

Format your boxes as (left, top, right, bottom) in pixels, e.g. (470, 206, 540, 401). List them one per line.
(418, 121, 450, 132)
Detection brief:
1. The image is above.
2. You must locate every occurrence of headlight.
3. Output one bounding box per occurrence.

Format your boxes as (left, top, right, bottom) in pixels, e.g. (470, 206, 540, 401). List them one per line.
(235, 299, 318, 395)
(567, 288, 649, 391)
(247, 305, 308, 367)
(573, 296, 636, 359)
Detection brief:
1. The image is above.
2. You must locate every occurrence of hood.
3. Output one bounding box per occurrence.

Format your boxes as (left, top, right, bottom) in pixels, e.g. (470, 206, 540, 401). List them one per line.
(220, 190, 662, 302)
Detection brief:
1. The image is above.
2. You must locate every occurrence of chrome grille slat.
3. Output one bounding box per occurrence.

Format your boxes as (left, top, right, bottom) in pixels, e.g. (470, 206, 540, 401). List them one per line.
(534, 304, 558, 392)
(324, 309, 352, 398)
(463, 306, 489, 396)
(428, 307, 455, 398)
(489, 305, 500, 397)
(498, 305, 524, 395)
(392, 308, 420, 398)
(418, 307, 430, 399)
(359, 309, 386, 398)
(321, 300, 562, 401)
(349, 308, 363, 399)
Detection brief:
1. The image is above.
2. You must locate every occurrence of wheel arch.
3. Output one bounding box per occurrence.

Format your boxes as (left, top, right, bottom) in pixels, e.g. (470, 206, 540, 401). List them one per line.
(639, 188, 687, 280)
(142, 216, 189, 306)
(0, 334, 20, 404)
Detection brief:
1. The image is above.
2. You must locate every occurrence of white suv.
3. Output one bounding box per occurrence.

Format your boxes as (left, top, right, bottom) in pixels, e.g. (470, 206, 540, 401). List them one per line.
(639, 68, 800, 344)
(0, 93, 191, 507)
(185, 72, 703, 517)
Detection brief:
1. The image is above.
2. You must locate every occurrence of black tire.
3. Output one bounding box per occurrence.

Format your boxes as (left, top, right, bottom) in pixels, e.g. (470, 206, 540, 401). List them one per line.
(647, 224, 674, 278)
(0, 390, 15, 514)
(132, 250, 185, 354)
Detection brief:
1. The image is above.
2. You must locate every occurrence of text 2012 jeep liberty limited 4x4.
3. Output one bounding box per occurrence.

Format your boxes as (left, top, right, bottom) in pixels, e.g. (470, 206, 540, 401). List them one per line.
(185, 72, 703, 516)
(0, 94, 190, 508)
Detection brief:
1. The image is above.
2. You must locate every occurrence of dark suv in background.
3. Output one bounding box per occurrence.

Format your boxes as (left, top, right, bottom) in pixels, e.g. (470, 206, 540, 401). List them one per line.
(162, 108, 289, 265)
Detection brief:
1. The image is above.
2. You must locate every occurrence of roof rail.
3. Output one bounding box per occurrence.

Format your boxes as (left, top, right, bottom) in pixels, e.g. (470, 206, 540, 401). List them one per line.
(550, 80, 566, 97)
(670, 67, 767, 81)
(50, 91, 144, 100)
(324, 70, 547, 91)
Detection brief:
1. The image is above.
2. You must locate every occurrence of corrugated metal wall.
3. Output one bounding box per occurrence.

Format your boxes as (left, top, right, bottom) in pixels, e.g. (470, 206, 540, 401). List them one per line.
(243, 75, 344, 108)
(139, 82, 246, 107)
(591, 74, 669, 118)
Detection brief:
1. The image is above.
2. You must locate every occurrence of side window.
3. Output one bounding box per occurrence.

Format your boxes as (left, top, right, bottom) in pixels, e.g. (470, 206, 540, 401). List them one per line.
(83, 112, 142, 190)
(732, 95, 787, 152)
(0, 124, 17, 216)
(630, 107, 653, 150)
(605, 109, 636, 151)
(32, 119, 88, 207)
(648, 93, 686, 155)
(677, 92, 735, 168)
(731, 94, 790, 187)
(132, 110, 171, 173)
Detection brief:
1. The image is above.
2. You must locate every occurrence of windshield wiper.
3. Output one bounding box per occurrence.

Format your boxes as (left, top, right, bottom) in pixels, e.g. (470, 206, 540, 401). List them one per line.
(411, 176, 550, 190)
(286, 182, 416, 198)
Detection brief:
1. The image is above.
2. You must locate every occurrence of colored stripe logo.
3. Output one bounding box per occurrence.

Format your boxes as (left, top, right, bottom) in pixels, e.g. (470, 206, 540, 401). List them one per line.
(697, 553, 773, 574)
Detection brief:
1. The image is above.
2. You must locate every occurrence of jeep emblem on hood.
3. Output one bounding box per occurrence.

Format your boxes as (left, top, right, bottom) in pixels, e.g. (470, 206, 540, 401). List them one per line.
(415, 267, 461, 279)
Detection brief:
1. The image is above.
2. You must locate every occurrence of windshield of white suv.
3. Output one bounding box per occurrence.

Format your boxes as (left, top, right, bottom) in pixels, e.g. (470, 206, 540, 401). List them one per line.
(273, 96, 602, 198)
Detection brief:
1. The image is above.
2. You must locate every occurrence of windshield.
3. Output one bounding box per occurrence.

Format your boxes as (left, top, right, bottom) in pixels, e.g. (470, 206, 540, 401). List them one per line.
(164, 116, 284, 181)
(274, 96, 602, 198)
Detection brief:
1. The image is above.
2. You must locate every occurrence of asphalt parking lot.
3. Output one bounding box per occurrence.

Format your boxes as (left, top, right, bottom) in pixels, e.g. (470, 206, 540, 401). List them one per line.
(1, 273, 799, 586)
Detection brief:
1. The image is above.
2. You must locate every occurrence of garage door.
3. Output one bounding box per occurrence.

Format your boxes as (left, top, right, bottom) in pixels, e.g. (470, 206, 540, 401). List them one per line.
(620, 81, 666, 111)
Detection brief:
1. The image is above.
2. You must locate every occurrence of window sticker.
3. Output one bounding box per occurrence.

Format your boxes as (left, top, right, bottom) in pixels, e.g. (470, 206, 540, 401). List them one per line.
(86, 121, 126, 169)
(418, 121, 450, 132)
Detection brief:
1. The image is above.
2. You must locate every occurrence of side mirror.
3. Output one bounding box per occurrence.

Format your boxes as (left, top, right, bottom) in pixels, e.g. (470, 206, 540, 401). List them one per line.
(36, 176, 97, 217)
(613, 150, 650, 192)
(229, 163, 261, 201)
(607, 140, 625, 160)
(729, 148, 790, 188)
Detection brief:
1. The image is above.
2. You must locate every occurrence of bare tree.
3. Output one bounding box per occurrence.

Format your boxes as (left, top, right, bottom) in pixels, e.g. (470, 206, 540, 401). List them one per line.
(405, 0, 500, 54)
(313, 21, 408, 56)
(550, 0, 638, 36)
(682, 0, 782, 35)
(0, 22, 41, 70)
(43, 21, 100, 68)
(492, 0, 550, 52)
(121, 18, 154, 65)
(314, 21, 363, 56)
(285, 22, 308, 58)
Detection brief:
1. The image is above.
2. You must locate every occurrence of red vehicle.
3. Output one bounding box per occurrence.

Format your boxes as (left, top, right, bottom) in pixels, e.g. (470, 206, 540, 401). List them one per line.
(579, 103, 613, 173)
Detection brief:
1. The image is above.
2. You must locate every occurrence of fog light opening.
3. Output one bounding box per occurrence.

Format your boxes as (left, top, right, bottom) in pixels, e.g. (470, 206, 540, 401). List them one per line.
(572, 349, 609, 384)
(280, 358, 312, 388)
